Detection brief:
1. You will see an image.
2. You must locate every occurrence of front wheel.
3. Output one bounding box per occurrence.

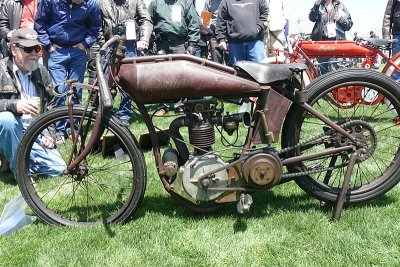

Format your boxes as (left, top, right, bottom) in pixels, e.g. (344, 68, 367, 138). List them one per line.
(282, 68, 400, 203)
(16, 106, 147, 226)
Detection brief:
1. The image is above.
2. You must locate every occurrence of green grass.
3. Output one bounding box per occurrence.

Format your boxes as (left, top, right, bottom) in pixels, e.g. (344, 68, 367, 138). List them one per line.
(1, 98, 400, 266)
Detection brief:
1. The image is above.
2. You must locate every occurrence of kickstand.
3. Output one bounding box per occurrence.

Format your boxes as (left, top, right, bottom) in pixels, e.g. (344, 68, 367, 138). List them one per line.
(332, 150, 359, 222)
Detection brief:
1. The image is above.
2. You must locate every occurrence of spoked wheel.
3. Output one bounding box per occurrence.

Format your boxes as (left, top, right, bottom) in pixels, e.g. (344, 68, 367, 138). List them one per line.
(282, 68, 400, 203)
(15, 106, 147, 226)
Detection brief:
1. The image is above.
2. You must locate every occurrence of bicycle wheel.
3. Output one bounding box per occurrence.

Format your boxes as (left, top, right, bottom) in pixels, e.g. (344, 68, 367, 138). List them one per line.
(282, 68, 400, 203)
(16, 106, 147, 226)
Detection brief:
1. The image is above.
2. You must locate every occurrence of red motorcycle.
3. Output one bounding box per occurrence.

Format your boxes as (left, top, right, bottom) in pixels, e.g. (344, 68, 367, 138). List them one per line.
(266, 35, 400, 108)
(15, 36, 400, 226)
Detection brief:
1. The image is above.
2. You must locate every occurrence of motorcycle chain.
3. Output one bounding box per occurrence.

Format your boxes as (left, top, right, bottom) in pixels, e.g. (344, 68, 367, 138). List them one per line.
(281, 163, 348, 179)
(276, 120, 359, 178)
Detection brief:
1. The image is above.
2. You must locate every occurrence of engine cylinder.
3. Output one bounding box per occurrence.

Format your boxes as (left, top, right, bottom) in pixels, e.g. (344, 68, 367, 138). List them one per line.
(189, 123, 215, 152)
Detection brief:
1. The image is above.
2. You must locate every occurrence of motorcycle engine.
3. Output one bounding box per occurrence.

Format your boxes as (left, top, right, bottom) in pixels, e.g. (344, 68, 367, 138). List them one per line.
(177, 154, 229, 202)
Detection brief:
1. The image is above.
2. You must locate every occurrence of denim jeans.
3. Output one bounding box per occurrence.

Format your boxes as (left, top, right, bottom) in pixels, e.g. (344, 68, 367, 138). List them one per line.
(228, 39, 265, 65)
(48, 47, 87, 134)
(118, 40, 137, 121)
(0, 111, 66, 177)
(392, 34, 400, 80)
(317, 57, 331, 76)
(48, 47, 87, 106)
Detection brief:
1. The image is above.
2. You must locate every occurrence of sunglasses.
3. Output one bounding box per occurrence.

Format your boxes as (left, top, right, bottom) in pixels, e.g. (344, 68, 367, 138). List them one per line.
(15, 44, 40, 54)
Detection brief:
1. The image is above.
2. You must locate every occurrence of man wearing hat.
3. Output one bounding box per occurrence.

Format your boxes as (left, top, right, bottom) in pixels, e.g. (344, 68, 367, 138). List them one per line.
(0, 28, 65, 178)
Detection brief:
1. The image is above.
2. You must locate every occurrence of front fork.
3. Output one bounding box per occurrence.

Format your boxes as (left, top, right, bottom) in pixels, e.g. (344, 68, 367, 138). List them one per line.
(59, 81, 105, 171)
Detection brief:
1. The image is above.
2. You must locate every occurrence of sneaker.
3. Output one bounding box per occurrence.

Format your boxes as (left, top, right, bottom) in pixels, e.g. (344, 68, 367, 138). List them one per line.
(154, 108, 166, 117)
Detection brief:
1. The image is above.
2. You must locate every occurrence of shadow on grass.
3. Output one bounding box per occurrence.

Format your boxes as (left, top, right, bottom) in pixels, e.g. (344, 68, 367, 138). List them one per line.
(14, 180, 397, 235)
(0, 173, 16, 185)
(130, 185, 398, 223)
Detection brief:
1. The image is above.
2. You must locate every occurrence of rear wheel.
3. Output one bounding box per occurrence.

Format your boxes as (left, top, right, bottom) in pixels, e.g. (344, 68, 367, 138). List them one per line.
(16, 106, 147, 226)
(282, 69, 400, 203)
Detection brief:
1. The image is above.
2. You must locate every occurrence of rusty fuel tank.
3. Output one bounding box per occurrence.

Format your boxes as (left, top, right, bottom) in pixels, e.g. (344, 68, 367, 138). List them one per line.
(115, 55, 262, 104)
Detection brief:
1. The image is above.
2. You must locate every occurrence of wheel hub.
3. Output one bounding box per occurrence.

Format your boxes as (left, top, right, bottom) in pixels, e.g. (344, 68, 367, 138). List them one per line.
(335, 120, 377, 162)
(71, 161, 89, 181)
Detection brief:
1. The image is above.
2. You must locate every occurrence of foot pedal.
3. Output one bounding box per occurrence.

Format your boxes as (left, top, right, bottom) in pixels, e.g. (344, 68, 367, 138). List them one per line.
(236, 194, 253, 214)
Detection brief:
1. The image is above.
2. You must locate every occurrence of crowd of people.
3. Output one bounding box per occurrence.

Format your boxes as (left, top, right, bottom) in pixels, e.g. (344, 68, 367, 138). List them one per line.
(0, 0, 398, 178)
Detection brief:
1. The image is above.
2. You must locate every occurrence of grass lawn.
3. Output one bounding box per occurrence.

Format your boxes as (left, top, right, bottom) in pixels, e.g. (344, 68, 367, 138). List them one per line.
(1, 98, 400, 266)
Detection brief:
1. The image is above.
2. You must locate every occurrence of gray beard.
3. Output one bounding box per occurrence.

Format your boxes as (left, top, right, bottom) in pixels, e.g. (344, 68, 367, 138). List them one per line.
(23, 61, 38, 72)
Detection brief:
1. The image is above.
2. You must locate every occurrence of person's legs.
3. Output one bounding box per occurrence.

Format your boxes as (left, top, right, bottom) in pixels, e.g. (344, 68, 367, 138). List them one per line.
(0, 112, 23, 175)
(228, 42, 246, 66)
(47, 48, 69, 107)
(87, 42, 101, 85)
(68, 47, 87, 105)
(317, 57, 331, 75)
(392, 34, 400, 80)
(50, 47, 85, 138)
(210, 36, 225, 64)
(270, 30, 285, 52)
(29, 140, 66, 176)
(269, 30, 286, 62)
(247, 39, 265, 62)
(118, 41, 137, 123)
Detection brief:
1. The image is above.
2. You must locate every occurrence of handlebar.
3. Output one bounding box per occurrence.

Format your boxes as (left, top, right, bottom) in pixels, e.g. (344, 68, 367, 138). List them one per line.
(95, 35, 121, 108)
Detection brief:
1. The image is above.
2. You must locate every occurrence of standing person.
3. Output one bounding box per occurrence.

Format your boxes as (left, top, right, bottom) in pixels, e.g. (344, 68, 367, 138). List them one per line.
(0, 0, 43, 61)
(98, 0, 153, 126)
(149, 0, 199, 56)
(383, 0, 400, 78)
(383, 0, 400, 55)
(203, 0, 228, 64)
(148, 0, 200, 116)
(309, 0, 352, 75)
(215, 0, 268, 66)
(0, 28, 65, 177)
(34, 0, 101, 107)
(265, 0, 289, 58)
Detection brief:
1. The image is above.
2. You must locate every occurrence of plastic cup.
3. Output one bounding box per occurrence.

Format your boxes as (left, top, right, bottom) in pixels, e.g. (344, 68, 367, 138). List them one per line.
(31, 96, 41, 117)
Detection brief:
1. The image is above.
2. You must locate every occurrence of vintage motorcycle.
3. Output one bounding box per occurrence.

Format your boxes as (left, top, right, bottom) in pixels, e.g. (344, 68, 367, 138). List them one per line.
(15, 36, 400, 226)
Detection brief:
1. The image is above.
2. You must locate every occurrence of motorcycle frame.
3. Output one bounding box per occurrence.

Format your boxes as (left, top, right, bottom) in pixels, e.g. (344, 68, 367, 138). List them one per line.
(66, 54, 357, 194)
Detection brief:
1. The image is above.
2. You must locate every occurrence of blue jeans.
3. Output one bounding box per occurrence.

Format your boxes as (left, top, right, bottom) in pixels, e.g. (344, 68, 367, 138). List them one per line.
(118, 40, 137, 121)
(392, 34, 400, 80)
(0, 112, 66, 177)
(48, 47, 87, 134)
(317, 57, 332, 76)
(48, 47, 87, 106)
(228, 39, 265, 65)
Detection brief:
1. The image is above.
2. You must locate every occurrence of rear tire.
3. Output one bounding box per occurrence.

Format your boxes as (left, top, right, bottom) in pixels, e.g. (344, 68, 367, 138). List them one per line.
(282, 69, 400, 203)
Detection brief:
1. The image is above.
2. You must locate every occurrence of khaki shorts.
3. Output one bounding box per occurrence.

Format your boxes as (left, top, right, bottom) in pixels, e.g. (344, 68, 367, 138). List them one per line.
(264, 29, 285, 56)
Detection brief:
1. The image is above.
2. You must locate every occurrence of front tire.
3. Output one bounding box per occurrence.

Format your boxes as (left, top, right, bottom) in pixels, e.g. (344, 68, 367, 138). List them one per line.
(16, 106, 147, 226)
